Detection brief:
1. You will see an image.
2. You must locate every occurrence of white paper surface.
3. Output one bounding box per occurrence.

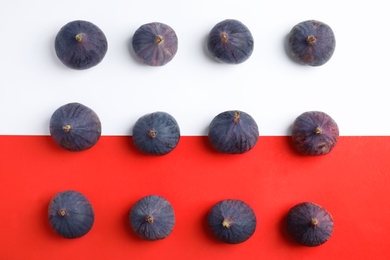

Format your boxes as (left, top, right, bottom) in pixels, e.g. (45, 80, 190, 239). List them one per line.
(1, 0, 389, 136)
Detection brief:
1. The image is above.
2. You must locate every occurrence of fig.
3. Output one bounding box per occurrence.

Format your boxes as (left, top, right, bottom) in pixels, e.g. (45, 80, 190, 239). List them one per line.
(50, 102, 102, 152)
(288, 20, 335, 66)
(208, 110, 259, 154)
(48, 190, 94, 239)
(207, 199, 256, 244)
(207, 19, 254, 64)
(286, 202, 334, 247)
(129, 195, 175, 241)
(55, 20, 108, 70)
(132, 22, 178, 66)
(291, 111, 339, 155)
(132, 111, 180, 155)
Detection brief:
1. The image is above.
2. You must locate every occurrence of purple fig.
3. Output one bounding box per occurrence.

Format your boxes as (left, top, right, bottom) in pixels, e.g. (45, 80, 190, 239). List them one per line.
(132, 111, 180, 155)
(132, 22, 178, 66)
(207, 19, 254, 64)
(288, 20, 335, 66)
(129, 195, 175, 241)
(207, 199, 257, 244)
(55, 20, 108, 70)
(286, 202, 334, 246)
(291, 111, 339, 155)
(208, 110, 259, 154)
(48, 190, 94, 239)
(50, 102, 101, 152)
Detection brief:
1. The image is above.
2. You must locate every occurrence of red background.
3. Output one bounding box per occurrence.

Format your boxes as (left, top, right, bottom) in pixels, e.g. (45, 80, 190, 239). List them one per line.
(1, 136, 389, 259)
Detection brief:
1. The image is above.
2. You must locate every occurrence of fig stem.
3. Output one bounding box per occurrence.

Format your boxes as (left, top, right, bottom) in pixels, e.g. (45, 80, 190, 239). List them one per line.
(233, 111, 240, 123)
(221, 33, 228, 43)
(63, 125, 71, 133)
(146, 216, 154, 223)
(148, 130, 157, 138)
(315, 127, 323, 135)
(311, 218, 319, 226)
(75, 34, 83, 42)
(307, 35, 316, 44)
(222, 220, 231, 228)
(155, 35, 163, 44)
(58, 209, 67, 217)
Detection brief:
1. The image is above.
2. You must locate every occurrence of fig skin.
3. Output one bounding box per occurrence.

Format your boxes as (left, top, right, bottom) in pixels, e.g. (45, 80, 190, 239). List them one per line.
(48, 190, 94, 239)
(208, 110, 259, 154)
(129, 195, 175, 241)
(207, 199, 257, 244)
(132, 22, 178, 66)
(288, 20, 335, 66)
(132, 111, 180, 155)
(291, 111, 339, 155)
(49, 102, 102, 152)
(55, 20, 108, 70)
(286, 202, 334, 247)
(207, 19, 254, 64)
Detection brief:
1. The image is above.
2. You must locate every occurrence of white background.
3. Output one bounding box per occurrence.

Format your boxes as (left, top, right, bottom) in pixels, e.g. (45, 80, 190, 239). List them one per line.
(1, 0, 389, 136)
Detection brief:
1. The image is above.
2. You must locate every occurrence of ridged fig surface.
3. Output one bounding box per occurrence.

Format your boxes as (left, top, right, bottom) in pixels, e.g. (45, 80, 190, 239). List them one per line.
(48, 190, 94, 239)
(50, 102, 101, 152)
(288, 20, 335, 66)
(208, 110, 259, 154)
(132, 22, 178, 66)
(286, 202, 334, 247)
(207, 19, 254, 64)
(55, 20, 108, 70)
(132, 111, 180, 155)
(207, 199, 256, 244)
(129, 195, 175, 241)
(291, 111, 339, 155)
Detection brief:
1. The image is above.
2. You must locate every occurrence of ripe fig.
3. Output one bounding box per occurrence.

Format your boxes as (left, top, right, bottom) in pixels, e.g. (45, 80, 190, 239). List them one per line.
(50, 102, 102, 152)
(286, 202, 334, 247)
(207, 19, 254, 64)
(291, 111, 339, 155)
(207, 199, 256, 244)
(288, 20, 335, 66)
(132, 22, 178, 66)
(129, 195, 175, 241)
(55, 20, 108, 70)
(48, 190, 94, 239)
(208, 110, 259, 154)
(132, 111, 180, 155)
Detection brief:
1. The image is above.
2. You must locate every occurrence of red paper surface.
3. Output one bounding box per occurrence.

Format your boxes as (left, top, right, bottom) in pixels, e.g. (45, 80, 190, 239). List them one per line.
(0, 136, 389, 259)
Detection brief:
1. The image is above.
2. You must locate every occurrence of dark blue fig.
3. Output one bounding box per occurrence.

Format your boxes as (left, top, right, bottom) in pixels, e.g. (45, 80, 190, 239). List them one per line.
(208, 110, 259, 154)
(55, 20, 108, 70)
(286, 202, 334, 247)
(207, 19, 254, 64)
(129, 195, 175, 241)
(48, 190, 94, 239)
(132, 22, 178, 66)
(291, 111, 339, 155)
(207, 199, 256, 244)
(132, 111, 180, 155)
(50, 102, 102, 152)
(288, 20, 335, 66)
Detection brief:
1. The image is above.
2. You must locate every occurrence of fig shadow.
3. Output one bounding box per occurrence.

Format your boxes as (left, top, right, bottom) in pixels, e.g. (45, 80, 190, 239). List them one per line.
(126, 136, 148, 156)
(200, 209, 223, 245)
(283, 33, 306, 67)
(126, 36, 151, 67)
(200, 136, 221, 155)
(41, 199, 57, 238)
(284, 123, 314, 157)
(49, 35, 71, 71)
(41, 195, 69, 241)
(122, 205, 143, 241)
(278, 212, 302, 248)
(201, 33, 223, 65)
